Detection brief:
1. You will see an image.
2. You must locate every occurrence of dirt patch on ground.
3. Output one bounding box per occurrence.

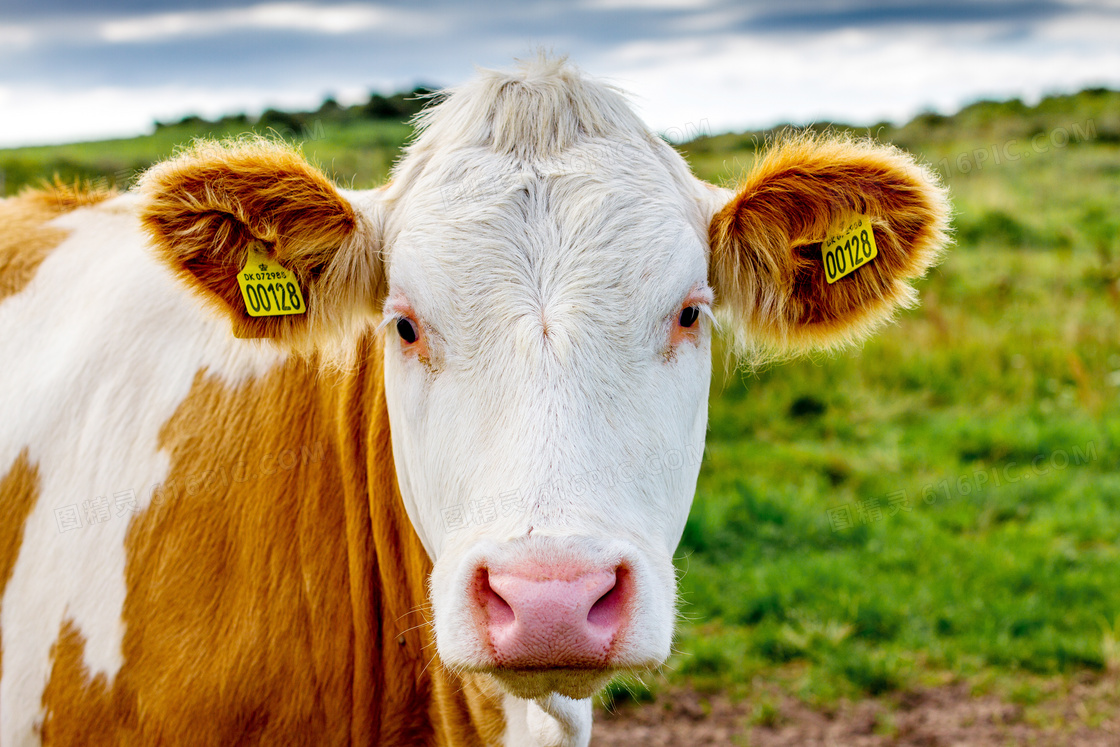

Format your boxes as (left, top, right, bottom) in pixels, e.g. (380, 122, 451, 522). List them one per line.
(592, 675, 1120, 746)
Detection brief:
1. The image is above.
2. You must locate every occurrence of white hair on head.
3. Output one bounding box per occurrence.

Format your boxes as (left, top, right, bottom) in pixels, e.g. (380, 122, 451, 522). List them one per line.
(408, 54, 653, 162)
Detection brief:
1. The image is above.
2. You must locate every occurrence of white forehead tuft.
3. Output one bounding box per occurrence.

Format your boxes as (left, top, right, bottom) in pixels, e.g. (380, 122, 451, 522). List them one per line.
(407, 54, 651, 161)
(385, 55, 704, 219)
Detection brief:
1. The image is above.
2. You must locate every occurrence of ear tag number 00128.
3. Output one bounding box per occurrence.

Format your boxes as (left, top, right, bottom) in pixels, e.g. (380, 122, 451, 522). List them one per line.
(237, 243, 307, 317)
(822, 215, 877, 284)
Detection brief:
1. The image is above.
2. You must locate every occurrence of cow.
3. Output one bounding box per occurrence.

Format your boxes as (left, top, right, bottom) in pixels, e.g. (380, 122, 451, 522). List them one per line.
(0, 57, 949, 746)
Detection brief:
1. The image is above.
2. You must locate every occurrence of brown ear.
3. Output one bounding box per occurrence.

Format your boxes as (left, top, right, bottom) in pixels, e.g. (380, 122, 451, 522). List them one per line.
(708, 132, 950, 359)
(139, 138, 385, 345)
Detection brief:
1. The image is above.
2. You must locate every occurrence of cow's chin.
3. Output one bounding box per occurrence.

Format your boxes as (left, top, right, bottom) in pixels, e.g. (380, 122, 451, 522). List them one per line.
(485, 667, 619, 701)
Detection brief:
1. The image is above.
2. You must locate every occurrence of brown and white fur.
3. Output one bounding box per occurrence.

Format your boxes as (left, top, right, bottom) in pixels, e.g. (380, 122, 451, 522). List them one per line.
(0, 57, 948, 746)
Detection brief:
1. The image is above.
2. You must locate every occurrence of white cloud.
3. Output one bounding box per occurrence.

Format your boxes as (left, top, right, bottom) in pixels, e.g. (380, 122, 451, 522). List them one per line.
(0, 84, 349, 148)
(0, 24, 35, 50)
(98, 2, 433, 43)
(593, 16, 1120, 138)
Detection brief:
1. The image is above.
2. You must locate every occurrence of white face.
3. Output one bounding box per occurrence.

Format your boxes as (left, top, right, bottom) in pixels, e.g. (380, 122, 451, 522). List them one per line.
(380, 135, 714, 699)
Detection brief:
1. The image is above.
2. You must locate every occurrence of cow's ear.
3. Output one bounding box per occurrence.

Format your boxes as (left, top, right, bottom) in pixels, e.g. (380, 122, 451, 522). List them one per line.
(139, 139, 386, 346)
(707, 132, 950, 359)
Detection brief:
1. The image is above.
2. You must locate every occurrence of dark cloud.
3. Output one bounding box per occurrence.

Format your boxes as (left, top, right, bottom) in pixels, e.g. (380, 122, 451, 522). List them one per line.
(2, 0, 258, 21)
(0, 3, 727, 93)
(5, 0, 1095, 32)
(3, 31, 474, 91)
(743, 1, 1073, 33)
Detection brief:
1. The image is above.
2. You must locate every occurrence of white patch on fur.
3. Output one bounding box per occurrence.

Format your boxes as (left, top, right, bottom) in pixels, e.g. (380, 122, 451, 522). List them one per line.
(0, 194, 284, 745)
(502, 693, 592, 747)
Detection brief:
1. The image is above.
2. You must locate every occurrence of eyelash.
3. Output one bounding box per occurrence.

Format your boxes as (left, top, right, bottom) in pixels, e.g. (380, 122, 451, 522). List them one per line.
(378, 309, 423, 351)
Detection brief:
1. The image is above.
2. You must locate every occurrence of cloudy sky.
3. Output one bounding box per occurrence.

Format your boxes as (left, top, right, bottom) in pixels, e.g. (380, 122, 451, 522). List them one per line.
(1, 0, 1119, 147)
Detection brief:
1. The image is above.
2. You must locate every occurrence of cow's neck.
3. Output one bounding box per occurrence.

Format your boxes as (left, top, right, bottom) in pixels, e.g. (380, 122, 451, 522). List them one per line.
(334, 333, 506, 745)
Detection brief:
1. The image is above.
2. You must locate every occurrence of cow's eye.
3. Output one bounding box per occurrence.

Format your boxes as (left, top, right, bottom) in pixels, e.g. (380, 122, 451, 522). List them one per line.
(396, 318, 418, 344)
(679, 306, 700, 328)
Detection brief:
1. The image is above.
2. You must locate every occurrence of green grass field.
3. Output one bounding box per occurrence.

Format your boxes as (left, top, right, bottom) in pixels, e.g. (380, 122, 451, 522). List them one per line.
(670, 89, 1120, 710)
(4, 89, 1119, 713)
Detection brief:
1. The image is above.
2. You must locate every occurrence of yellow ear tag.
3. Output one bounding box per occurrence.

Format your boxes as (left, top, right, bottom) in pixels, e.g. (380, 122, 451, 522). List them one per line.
(822, 215, 878, 284)
(236, 243, 306, 317)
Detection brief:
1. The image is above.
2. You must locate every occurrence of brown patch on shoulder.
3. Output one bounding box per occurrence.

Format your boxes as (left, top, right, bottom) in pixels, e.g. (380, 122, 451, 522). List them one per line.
(37, 336, 504, 744)
(40, 621, 120, 747)
(37, 358, 355, 744)
(0, 180, 116, 302)
(0, 449, 42, 696)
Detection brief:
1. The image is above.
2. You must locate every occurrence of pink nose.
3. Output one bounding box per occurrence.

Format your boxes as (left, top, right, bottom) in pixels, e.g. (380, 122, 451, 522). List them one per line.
(476, 565, 629, 668)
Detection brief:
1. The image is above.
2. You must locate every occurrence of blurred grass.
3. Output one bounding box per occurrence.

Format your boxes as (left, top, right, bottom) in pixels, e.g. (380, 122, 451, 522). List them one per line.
(4, 87, 1120, 707)
(0, 117, 411, 196)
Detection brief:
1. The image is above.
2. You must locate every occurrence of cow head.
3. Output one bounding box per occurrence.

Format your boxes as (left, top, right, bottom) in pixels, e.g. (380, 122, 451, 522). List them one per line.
(140, 58, 947, 727)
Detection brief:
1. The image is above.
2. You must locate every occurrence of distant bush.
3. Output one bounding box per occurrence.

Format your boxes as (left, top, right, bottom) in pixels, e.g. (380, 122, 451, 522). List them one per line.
(360, 86, 436, 121)
(362, 94, 400, 119)
(258, 108, 303, 132)
(958, 209, 1030, 248)
(151, 85, 439, 135)
(912, 111, 948, 128)
(155, 114, 211, 130)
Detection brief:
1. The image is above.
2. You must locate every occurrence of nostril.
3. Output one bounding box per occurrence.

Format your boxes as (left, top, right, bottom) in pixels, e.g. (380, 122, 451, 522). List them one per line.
(587, 566, 627, 629)
(587, 584, 619, 628)
(477, 568, 515, 627)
